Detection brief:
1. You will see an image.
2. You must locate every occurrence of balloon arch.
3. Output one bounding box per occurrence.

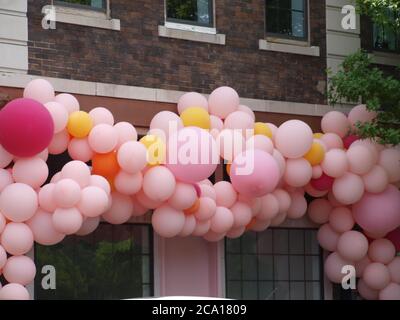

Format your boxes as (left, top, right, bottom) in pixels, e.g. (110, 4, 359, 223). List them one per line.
(0, 79, 399, 300)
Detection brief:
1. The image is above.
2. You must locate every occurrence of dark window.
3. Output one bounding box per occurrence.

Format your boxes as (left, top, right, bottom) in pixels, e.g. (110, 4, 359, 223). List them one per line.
(373, 11, 399, 53)
(265, 0, 307, 40)
(34, 223, 153, 300)
(225, 228, 324, 300)
(55, 0, 107, 11)
(166, 0, 214, 27)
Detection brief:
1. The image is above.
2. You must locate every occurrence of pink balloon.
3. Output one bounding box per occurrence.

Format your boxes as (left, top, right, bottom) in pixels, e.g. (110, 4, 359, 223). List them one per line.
(216, 129, 245, 162)
(321, 111, 350, 138)
(231, 201, 253, 228)
(387, 257, 400, 283)
(337, 231, 369, 261)
(44, 101, 68, 133)
(52, 207, 83, 235)
(90, 175, 111, 195)
(328, 191, 343, 207)
(3, 255, 36, 285)
(347, 145, 375, 175)
(320, 133, 344, 150)
(0, 245, 6, 269)
(143, 166, 176, 202)
(210, 115, 224, 131)
(192, 219, 211, 236)
(26, 209, 65, 245)
(194, 197, 217, 221)
(199, 184, 216, 201)
(76, 216, 100, 236)
(102, 192, 133, 224)
(89, 107, 114, 126)
(152, 204, 185, 238)
(363, 262, 391, 290)
(0, 98, 54, 157)
(312, 165, 323, 179)
(272, 189, 292, 213)
(272, 149, 286, 177)
(249, 218, 271, 232)
(355, 255, 372, 278)
(317, 224, 340, 252)
(353, 185, 400, 235)
(48, 129, 69, 155)
(258, 194, 279, 220)
(14, 158, 49, 189)
(177, 92, 208, 114)
(343, 135, 359, 149)
(68, 138, 93, 162)
(224, 111, 255, 135)
(0, 144, 13, 168)
(23, 79, 55, 104)
(270, 211, 287, 226)
(54, 93, 80, 114)
(324, 252, 353, 283)
(210, 207, 234, 233)
(230, 149, 280, 198)
(1, 222, 33, 255)
(114, 122, 138, 148)
(266, 123, 278, 140)
(379, 148, 400, 183)
(88, 124, 118, 154)
(329, 207, 354, 233)
(275, 120, 313, 159)
(136, 189, 163, 209)
(287, 192, 307, 219)
(117, 141, 147, 174)
(208, 87, 239, 119)
(167, 127, 218, 183)
(226, 226, 246, 238)
(358, 279, 379, 300)
(311, 173, 334, 191)
(0, 283, 30, 300)
(246, 135, 274, 154)
(348, 104, 377, 129)
(284, 158, 312, 188)
(204, 230, 226, 242)
(38, 183, 57, 212)
(0, 183, 38, 222)
(368, 239, 396, 264)
(363, 165, 389, 194)
(150, 111, 183, 139)
(131, 195, 149, 217)
(379, 283, 400, 300)
(168, 182, 197, 210)
(237, 105, 255, 121)
(386, 228, 400, 252)
(77, 186, 109, 218)
(53, 179, 81, 208)
(332, 172, 365, 205)
(321, 149, 348, 178)
(179, 215, 197, 237)
(114, 171, 142, 195)
(214, 181, 237, 208)
(61, 160, 91, 188)
(50, 172, 62, 183)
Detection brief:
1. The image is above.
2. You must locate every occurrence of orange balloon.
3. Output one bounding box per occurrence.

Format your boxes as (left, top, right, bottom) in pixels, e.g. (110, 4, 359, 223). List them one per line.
(92, 152, 120, 179)
(226, 164, 231, 176)
(184, 198, 200, 215)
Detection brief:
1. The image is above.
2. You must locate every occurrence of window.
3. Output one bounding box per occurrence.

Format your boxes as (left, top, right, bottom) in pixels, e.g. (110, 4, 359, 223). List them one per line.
(225, 228, 323, 300)
(265, 0, 308, 40)
(34, 223, 153, 300)
(373, 11, 399, 53)
(166, 0, 214, 28)
(56, 0, 107, 11)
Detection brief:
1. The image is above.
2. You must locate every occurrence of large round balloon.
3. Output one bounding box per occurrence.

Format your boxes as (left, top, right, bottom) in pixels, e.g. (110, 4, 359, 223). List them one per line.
(0, 98, 54, 157)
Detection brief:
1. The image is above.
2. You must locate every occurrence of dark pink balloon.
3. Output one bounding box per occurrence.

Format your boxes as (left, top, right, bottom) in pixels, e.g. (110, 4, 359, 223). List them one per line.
(343, 135, 359, 149)
(311, 173, 334, 191)
(386, 227, 400, 252)
(0, 98, 54, 157)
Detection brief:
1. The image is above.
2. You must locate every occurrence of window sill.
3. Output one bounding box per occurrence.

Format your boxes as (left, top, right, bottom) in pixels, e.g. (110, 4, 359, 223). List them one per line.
(158, 25, 225, 45)
(369, 51, 400, 67)
(259, 39, 320, 57)
(54, 5, 120, 31)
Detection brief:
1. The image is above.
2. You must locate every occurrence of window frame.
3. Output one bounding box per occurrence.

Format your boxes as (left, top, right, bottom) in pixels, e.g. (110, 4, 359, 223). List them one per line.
(165, 0, 215, 29)
(265, 0, 309, 42)
(372, 23, 400, 54)
(55, 0, 108, 13)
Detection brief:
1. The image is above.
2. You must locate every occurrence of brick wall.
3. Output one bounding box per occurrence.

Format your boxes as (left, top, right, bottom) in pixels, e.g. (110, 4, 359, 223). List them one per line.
(27, 0, 327, 104)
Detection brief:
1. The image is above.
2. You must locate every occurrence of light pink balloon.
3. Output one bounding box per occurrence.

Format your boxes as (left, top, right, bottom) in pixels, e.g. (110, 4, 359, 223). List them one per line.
(348, 104, 377, 129)
(379, 148, 400, 183)
(34, 148, 49, 162)
(76, 216, 100, 236)
(287, 192, 307, 219)
(38, 183, 57, 212)
(12, 157, 48, 189)
(0, 245, 6, 269)
(329, 207, 354, 233)
(168, 182, 197, 210)
(307, 199, 332, 224)
(272, 189, 292, 213)
(114, 171, 142, 195)
(61, 160, 91, 188)
(337, 231, 369, 261)
(150, 111, 183, 139)
(224, 111, 255, 135)
(237, 105, 255, 120)
(90, 175, 111, 195)
(332, 172, 364, 205)
(50, 172, 62, 183)
(117, 141, 147, 174)
(321, 111, 350, 138)
(320, 133, 344, 150)
(214, 181, 237, 208)
(210, 207, 234, 233)
(0, 183, 38, 222)
(48, 129, 69, 155)
(231, 201, 253, 228)
(53, 178, 81, 208)
(368, 239, 396, 264)
(55, 93, 80, 114)
(143, 166, 176, 202)
(3, 255, 36, 285)
(204, 230, 226, 242)
(387, 257, 400, 283)
(347, 145, 374, 175)
(194, 197, 217, 221)
(270, 211, 287, 226)
(379, 283, 400, 300)
(355, 255, 372, 278)
(52, 207, 83, 235)
(328, 191, 343, 207)
(284, 158, 312, 188)
(210, 115, 224, 131)
(131, 196, 149, 217)
(275, 120, 313, 159)
(199, 184, 216, 201)
(266, 123, 278, 140)
(102, 192, 133, 224)
(246, 135, 274, 154)
(0, 169, 13, 193)
(0, 144, 13, 168)
(272, 149, 286, 177)
(358, 278, 379, 300)
(0, 283, 30, 300)
(88, 124, 118, 154)
(192, 219, 211, 236)
(216, 129, 245, 162)
(226, 226, 246, 239)
(152, 204, 185, 238)
(89, 107, 114, 126)
(321, 149, 348, 178)
(324, 252, 353, 283)
(77, 186, 109, 218)
(1, 222, 33, 255)
(68, 138, 93, 162)
(136, 189, 163, 209)
(26, 209, 65, 245)
(352, 139, 379, 163)
(317, 224, 340, 252)
(208, 87, 239, 119)
(312, 165, 323, 179)
(179, 215, 197, 237)
(177, 92, 208, 114)
(258, 194, 279, 220)
(363, 165, 389, 194)
(249, 218, 271, 232)
(363, 262, 391, 290)
(23, 79, 55, 104)
(44, 101, 68, 133)
(114, 122, 138, 148)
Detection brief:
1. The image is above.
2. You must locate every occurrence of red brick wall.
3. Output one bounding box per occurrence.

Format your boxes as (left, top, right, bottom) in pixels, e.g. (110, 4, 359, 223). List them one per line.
(27, 0, 327, 104)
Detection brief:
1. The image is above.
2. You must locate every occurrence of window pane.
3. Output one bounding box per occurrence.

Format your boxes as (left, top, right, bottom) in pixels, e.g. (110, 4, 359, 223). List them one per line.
(166, 0, 212, 26)
(227, 281, 242, 300)
(290, 282, 305, 300)
(273, 229, 288, 254)
(258, 255, 274, 280)
(289, 229, 304, 254)
(305, 256, 321, 281)
(226, 237, 241, 253)
(291, 0, 304, 11)
(292, 11, 305, 38)
(274, 281, 290, 300)
(274, 255, 289, 280)
(243, 281, 258, 300)
(258, 229, 273, 254)
(242, 254, 258, 281)
(57, 0, 106, 9)
(259, 281, 274, 300)
(242, 232, 257, 254)
(290, 255, 305, 281)
(226, 254, 241, 280)
(306, 282, 322, 300)
(305, 230, 319, 255)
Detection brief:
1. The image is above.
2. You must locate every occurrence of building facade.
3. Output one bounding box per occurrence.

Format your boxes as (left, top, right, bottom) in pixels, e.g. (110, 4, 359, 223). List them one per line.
(0, 0, 399, 300)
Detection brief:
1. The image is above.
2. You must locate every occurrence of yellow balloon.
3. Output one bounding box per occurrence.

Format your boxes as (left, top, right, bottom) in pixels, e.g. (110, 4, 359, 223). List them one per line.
(313, 133, 324, 139)
(140, 135, 166, 166)
(180, 107, 210, 129)
(304, 141, 325, 166)
(67, 111, 93, 138)
(254, 122, 272, 138)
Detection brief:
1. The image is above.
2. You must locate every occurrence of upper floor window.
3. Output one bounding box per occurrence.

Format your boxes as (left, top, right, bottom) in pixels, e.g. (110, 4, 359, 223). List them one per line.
(55, 0, 107, 11)
(373, 10, 399, 53)
(166, 0, 214, 28)
(265, 0, 308, 40)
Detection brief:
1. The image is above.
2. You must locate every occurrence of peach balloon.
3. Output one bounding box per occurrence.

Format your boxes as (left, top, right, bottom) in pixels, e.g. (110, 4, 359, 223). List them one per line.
(249, 218, 271, 232)
(210, 207, 234, 233)
(44, 101, 69, 133)
(88, 124, 118, 154)
(379, 283, 400, 300)
(216, 129, 245, 162)
(38, 183, 57, 212)
(321, 111, 350, 138)
(136, 189, 163, 209)
(387, 257, 400, 283)
(363, 262, 391, 290)
(258, 194, 279, 221)
(272, 189, 291, 213)
(351, 139, 379, 164)
(321, 149, 348, 178)
(362, 165, 389, 194)
(284, 158, 312, 187)
(61, 160, 91, 188)
(237, 105, 255, 120)
(355, 255, 372, 278)
(204, 230, 226, 242)
(210, 115, 224, 131)
(26, 209, 65, 245)
(226, 226, 246, 238)
(347, 145, 374, 175)
(358, 278, 379, 300)
(0, 144, 13, 169)
(348, 104, 377, 129)
(177, 92, 208, 114)
(0, 283, 30, 300)
(320, 133, 344, 150)
(76, 216, 100, 236)
(12, 157, 48, 189)
(102, 192, 133, 224)
(208, 86, 239, 119)
(52, 207, 83, 235)
(168, 182, 197, 211)
(329, 207, 354, 233)
(114, 122, 138, 148)
(90, 175, 111, 195)
(266, 123, 278, 140)
(337, 231, 369, 261)
(328, 191, 342, 207)
(1, 222, 33, 255)
(77, 186, 109, 218)
(0, 212, 5, 234)
(143, 166, 176, 202)
(379, 148, 400, 183)
(117, 141, 147, 174)
(55, 93, 80, 114)
(194, 197, 217, 221)
(114, 171, 143, 195)
(312, 165, 323, 179)
(3, 255, 36, 286)
(214, 181, 237, 208)
(48, 129, 69, 155)
(89, 107, 114, 126)
(246, 135, 274, 154)
(224, 111, 255, 136)
(324, 252, 353, 283)
(179, 215, 197, 237)
(68, 138, 93, 162)
(287, 192, 307, 219)
(332, 172, 364, 205)
(23, 78, 54, 104)
(368, 239, 396, 264)
(307, 198, 332, 224)
(150, 111, 183, 139)
(270, 211, 287, 226)
(231, 201, 253, 228)
(131, 196, 148, 217)
(53, 179, 81, 208)
(317, 223, 340, 252)
(199, 184, 216, 201)
(192, 219, 211, 236)
(152, 205, 185, 238)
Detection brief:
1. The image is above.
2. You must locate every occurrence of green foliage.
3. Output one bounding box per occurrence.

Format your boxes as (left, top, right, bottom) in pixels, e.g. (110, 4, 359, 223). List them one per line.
(167, 0, 197, 21)
(356, 0, 400, 31)
(328, 51, 400, 145)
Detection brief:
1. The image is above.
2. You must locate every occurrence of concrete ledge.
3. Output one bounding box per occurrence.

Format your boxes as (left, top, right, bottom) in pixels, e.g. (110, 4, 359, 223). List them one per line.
(259, 39, 320, 57)
(158, 25, 226, 45)
(369, 51, 400, 67)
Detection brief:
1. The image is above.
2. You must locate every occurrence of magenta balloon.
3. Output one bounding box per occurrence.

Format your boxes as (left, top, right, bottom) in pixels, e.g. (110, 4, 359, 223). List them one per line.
(1, 222, 33, 255)
(368, 239, 396, 264)
(230, 149, 280, 198)
(337, 231, 369, 262)
(386, 227, 400, 252)
(0, 283, 30, 300)
(3, 255, 36, 286)
(152, 204, 185, 238)
(0, 98, 54, 157)
(353, 185, 400, 235)
(379, 283, 400, 300)
(26, 209, 65, 245)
